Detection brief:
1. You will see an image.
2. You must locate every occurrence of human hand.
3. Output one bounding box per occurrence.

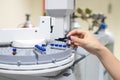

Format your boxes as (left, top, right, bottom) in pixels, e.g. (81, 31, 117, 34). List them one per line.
(67, 29, 105, 55)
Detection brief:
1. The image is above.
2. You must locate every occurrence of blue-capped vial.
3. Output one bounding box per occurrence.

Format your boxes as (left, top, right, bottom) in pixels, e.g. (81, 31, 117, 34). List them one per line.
(63, 45, 67, 48)
(55, 44, 59, 47)
(58, 44, 62, 47)
(12, 48, 16, 51)
(34, 45, 43, 53)
(67, 36, 71, 40)
(12, 48, 17, 55)
(35, 45, 41, 50)
(50, 44, 54, 46)
(66, 40, 71, 47)
(35, 45, 39, 48)
(40, 47, 44, 51)
(42, 44, 46, 47)
(41, 47, 46, 54)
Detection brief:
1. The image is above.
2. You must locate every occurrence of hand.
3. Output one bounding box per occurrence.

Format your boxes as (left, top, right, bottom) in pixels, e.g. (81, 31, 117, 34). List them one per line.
(67, 29, 104, 55)
(68, 30, 120, 80)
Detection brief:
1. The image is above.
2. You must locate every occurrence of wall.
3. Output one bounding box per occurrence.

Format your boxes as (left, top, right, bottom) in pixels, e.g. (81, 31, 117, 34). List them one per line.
(0, 0, 42, 28)
(31, 0, 43, 27)
(75, 0, 120, 59)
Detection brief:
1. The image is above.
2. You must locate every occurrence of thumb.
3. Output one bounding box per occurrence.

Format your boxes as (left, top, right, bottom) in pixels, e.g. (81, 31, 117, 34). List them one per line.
(70, 36, 85, 46)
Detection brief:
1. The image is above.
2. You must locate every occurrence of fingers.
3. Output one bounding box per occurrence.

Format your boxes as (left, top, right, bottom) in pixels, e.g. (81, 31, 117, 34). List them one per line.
(67, 29, 89, 47)
(70, 36, 85, 47)
(67, 29, 86, 37)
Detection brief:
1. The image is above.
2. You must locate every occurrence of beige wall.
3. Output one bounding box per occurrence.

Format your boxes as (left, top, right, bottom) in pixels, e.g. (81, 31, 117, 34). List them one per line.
(76, 0, 120, 59)
(0, 0, 42, 28)
(31, 0, 43, 27)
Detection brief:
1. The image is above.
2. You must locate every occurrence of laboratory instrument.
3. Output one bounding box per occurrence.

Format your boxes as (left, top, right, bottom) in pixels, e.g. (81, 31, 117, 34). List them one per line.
(0, 0, 114, 80)
(0, 0, 76, 80)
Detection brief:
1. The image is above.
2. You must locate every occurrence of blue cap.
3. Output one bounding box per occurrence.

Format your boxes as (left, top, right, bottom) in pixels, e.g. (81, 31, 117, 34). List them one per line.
(42, 44, 46, 47)
(35, 45, 42, 50)
(58, 44, 62, 47)
(99, 23, 107, 30)
(63, 45, 67, 48)
(41, 47, 46, 51)
(67, 36, 71, 40)
(55, 44, 59, 47)
(12, 48, 16, 52)
(50, 44, 54, 46)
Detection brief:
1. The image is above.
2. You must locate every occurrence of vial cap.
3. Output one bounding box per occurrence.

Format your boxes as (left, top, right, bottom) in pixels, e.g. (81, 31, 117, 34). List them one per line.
(50, 44, 54, 46)
(35, 45, 42, 50)
(67, 36, 71, 40)
(42, 48, 46, 51)
(12, 48, 16, 52)
(55, 44, 59, 47)
(63, 45, 67, 48)
(100, 23, 107, 30)
(58, 44, 62, 47)
(42, 44, 46, 47)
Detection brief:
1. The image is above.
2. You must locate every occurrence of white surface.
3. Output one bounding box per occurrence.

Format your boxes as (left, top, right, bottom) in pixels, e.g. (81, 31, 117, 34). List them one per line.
(0, 16, 51, 43)
(45, 0, 74, 39)
(11, 39, 45, 48)
(0, 54, 74, 76)
(45, 0, 74, 17)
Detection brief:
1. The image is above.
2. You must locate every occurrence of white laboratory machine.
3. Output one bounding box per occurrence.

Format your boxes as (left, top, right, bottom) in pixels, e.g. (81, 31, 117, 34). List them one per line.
(0, 0, 76, 80)
(0, 0, 114, 80)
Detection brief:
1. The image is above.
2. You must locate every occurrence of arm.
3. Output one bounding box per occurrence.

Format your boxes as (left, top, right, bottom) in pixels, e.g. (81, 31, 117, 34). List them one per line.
(96, 46, 120, 80)
(67, 29, 120, 80)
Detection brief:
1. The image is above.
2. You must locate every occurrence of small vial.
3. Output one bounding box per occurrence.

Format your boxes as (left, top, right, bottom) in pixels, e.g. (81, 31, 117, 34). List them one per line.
(41, 47, 46, 54)
(66, 40, 71, 47)
(35, 45, 42, 50)
(50, 44, 54, 46)
(12, 48, 17, 55)
(67, 36, 71, 40)
(34, 45, 42, 54)
(42, 44, 46, 47)
(55, 44, 59, 47)
(63, 44, 67, 48)
(58, 44, 62, 47)
(66, 36, 71, 47)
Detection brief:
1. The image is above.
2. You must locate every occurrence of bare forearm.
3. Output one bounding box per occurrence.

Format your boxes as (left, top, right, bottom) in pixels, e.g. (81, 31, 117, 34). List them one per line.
(96, 46, 120, 80)
(67, 29, 120, 80)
